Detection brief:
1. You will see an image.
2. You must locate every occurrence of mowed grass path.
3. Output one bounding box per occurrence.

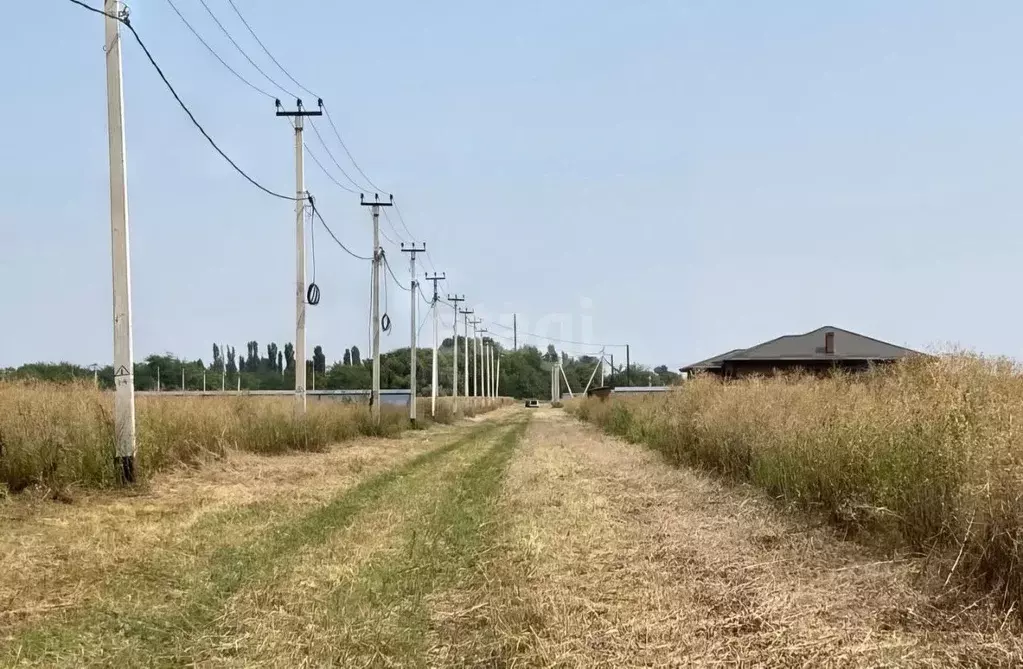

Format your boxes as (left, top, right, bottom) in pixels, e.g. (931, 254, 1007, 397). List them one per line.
(1, 410, 529, 667)
(10, 406, 1019, 668)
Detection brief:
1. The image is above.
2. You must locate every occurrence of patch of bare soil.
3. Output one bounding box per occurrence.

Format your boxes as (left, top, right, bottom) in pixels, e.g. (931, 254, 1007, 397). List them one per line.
(428, 408, 1023, 668)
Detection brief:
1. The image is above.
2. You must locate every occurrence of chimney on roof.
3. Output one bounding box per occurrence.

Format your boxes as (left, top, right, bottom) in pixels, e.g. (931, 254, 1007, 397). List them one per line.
(824, 331, 835, 355)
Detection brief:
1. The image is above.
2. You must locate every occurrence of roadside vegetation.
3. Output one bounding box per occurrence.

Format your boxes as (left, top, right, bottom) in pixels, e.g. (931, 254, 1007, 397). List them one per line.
(0, 414, 528, 667)
(0, 381, 507, 495)
(570, 354, 1023, 609)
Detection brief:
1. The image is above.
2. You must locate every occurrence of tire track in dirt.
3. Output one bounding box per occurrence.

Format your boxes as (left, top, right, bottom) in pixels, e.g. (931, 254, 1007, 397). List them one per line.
(197, 415, 528, 666)
(427, 409, 1023, 668)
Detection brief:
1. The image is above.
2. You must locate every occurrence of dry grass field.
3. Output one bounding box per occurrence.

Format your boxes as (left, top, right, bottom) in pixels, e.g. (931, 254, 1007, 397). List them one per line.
(0, 382, 500, 495)
(3, 406, 1021, 667)
(573, 355, 1023, 616)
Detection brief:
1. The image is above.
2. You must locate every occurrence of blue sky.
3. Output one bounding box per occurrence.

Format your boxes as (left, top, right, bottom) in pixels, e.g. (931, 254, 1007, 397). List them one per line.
(4, 0, 1023, 369)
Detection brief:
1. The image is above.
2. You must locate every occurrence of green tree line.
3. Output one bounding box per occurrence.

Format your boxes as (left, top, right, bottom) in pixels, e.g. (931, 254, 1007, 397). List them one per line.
(1, 338, 680, 398)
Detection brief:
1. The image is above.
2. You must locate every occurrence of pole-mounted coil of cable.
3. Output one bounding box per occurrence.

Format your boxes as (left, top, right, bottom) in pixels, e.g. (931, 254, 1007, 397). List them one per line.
(306, 200, 321, 305)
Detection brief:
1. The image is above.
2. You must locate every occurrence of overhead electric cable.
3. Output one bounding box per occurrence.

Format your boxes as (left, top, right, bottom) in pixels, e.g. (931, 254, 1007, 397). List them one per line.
(308, 195, 372, 261)
(193, 0, 297, 98)
(308, 121, 364, 191)
(304, 145, 358, 195)
(162, 0, 275, 99)
(487, 320, 626, 348)
(383, 254, 411, 292)
(322, 104, 382, 192)
(68, 0, 297, 201)
(224, 0, 318, 99)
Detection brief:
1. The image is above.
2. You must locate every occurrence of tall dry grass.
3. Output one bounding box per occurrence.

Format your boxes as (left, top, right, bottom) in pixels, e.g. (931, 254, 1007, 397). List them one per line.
(0, 383, 506, 494)
(571, 355, 1023, 606)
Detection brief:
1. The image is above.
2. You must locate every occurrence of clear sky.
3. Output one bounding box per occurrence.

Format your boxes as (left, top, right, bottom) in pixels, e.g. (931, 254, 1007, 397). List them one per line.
(4, 1, 1023, 369)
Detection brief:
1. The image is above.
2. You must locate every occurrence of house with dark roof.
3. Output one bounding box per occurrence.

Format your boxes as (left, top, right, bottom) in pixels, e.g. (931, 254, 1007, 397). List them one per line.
(680, 326, 923, 379)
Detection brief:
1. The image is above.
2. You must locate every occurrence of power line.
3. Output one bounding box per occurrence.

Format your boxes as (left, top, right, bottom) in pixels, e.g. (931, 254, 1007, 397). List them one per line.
(486, 320, 626, 348)
(417, 282, 433, 307)
(392, 202, 437, 272)
(162, 0, 275, 99)
(308, 120, 364, 191)
(382, 209, 408, 243)
(417, 302, 432, 340)
(392, 202, 419, 244)
(323, 104, 382, 193)
(68, 0, 297, 201)
(224, 0, 318, 99)
(378, 224, 401, 248)
(383, 254, 411, 292)
(193, 0, 297, 98)
(305, 143, 357, 194)
(308, 195, 372, 261)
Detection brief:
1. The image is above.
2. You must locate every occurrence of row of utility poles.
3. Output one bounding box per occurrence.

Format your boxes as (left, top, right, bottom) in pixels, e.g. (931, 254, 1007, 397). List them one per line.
(100, 1, 597, 485)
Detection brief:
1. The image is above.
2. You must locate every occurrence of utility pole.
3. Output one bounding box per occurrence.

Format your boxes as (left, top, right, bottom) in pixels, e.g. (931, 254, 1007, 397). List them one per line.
(104, 0, 136, 483)
(361, 193, 393, 425)
(496, 354, 501, 398)
(156, 367, 160, 392)
(181, 367, 185, 392)
(221, 343, 226, 391)
(491, 345, 499, 398)
(203, 370, 206, 392)
(276, 98, 322, 414)
(513, 314, 517, 351)
(470, 318, 482, 398)
(626, 344, 631, 386)
(449, 295, 465, 413)
(489, 343, 495, 398)
(461, 308, 474, 402)
(401, 242, 426, 424)
(425, 272, 446, 417)
(479, 330, 489, 401)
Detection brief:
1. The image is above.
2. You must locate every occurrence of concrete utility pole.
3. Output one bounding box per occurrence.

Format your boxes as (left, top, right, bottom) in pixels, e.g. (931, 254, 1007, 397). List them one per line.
(181, 368, 185, 392)
(449, 296, 465, 413)
(491, 343, 499, 400)
(276, 98, 322, 413)
(496, 354, 501, 398)
(425, 273, 445, 417)
(401, 242, 426, 424)
(470, 318, 482, 397)
(461, 308, 474, 402)
(156, 367, 160, 392)
(626, 344, 631, 386)
(203, 370, 207, 392)
(104, 0, 137, 483)
(513, 314, 517, 351)
(479, 330, 489, 400)
(361, 193, 393, 425)
(221, 343, 226, 391)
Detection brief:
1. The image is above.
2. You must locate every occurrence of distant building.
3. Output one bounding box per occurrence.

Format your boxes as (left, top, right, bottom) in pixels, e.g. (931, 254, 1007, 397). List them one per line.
(680, 326, 923, 379)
